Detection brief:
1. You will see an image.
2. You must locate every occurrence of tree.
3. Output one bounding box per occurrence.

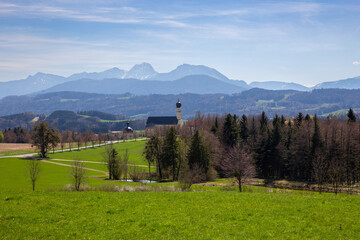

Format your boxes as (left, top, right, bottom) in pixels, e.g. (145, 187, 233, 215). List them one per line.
(31, 122, 60, 158)
(260, 111, 268, 133)
(62, 131, 74, 151)
(71, 160, 87, 191)
(222, 144, 255, 192)
(210, 116, 219, 134)
(0, 130, 3, 143)
(103, 145, 119, 180)
(311, 115, 326, 192)
(239, 114, 249, 142)
(222, 114, 238, 147)
(122, 149, 129, 181)
(347, 108, 356, 122)
(295, 112, 304, 128)
(49, 129, 60, 154)
(28, 159, 40, 191)
(76, 134, 82, 151)
(187, 130, 210, 179)
(144, 135, 160, 181)
(161, 127, 179, 180)
(144, 135, 163, 180)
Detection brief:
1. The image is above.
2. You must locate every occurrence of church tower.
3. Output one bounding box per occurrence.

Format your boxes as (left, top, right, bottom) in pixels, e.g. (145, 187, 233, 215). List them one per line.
(176, 99, 182, 121)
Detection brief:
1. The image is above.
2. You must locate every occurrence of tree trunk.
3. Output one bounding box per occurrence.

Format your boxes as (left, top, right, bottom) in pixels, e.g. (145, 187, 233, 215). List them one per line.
(149, 164, 151, 182)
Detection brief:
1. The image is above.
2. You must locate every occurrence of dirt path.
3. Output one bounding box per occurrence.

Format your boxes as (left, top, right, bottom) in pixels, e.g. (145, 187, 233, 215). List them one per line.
(40, 159, 108, 175)
(49, 158, 155, 168)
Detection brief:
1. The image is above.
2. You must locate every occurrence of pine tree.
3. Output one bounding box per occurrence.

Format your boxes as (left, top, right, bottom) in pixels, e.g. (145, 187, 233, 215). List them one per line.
(211, 116, 219, 134)
(222, 114, 238, 147)
(295, 112, 304, 127)
(311, 115, 323, 154)
(239, 114, 249, 142)
(187, 130, 210, 174)
(161, 127, 179, 180)
(260, 111, 268, 133)
(347, 108, 356, 122)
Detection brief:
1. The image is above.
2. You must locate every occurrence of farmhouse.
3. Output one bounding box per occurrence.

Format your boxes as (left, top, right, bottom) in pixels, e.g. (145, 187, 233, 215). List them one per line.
(146, 99, 183, 128)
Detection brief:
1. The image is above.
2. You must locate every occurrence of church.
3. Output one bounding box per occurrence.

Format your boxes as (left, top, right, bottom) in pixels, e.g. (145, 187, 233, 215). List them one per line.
(146, 99, 183, 128)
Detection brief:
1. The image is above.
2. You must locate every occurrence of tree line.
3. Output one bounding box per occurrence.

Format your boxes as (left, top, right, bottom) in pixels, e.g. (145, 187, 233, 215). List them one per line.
(145, 109, 359, 192)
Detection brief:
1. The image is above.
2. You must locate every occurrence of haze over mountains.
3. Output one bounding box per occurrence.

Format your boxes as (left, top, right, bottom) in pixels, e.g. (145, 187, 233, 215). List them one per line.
(0, 62, 359, 99)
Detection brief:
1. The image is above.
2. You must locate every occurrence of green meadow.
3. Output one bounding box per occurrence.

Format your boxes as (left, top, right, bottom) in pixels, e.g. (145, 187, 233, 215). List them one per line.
(48, 140, 148, 166)
(1, 141, 360, 239)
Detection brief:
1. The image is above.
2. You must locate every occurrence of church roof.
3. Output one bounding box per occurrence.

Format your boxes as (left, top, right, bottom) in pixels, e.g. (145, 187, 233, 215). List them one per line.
(146, 116, 178, 128)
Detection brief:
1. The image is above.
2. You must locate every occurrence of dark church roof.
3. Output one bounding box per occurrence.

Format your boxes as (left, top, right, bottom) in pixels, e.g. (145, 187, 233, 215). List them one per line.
(146, 116, 178, 128)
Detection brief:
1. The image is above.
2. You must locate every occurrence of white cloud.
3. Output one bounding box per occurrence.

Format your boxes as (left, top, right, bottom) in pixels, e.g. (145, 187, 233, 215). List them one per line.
(353, 61, 360, 65)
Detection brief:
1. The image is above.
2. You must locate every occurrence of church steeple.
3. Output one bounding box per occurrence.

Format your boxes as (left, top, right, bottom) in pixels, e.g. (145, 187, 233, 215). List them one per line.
(176, 99, 182, 120)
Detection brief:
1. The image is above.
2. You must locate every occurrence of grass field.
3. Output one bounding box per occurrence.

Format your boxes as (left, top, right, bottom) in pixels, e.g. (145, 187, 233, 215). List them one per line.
(1, 141, 360, 239)
(48, 140, 148, 166)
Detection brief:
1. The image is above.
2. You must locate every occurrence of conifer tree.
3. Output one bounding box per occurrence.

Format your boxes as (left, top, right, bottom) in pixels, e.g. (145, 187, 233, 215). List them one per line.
(295, 112, 304, 127)
(161, 127, 179, 180)
(211, 116, 219, 134)
(347, 108, 356, 122)
(239, 114, 249, 142)
(187, 130, 210, 174)
(260, 111, 268, 133)
(222, 114, 238, 147)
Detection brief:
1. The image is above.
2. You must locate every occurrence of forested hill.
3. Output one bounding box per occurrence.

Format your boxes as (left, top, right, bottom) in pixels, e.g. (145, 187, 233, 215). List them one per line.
(0, 89, 359, 119)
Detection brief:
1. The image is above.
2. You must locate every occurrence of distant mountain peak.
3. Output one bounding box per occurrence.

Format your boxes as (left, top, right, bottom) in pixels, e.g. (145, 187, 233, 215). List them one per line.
(125, 62, 158, 80)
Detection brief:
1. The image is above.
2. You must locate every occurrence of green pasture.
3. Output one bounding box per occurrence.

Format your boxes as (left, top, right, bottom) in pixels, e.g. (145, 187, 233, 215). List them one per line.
(1, 141, 360, 239)
(1, 187, 360, 239)
(48, 140, 148, 166)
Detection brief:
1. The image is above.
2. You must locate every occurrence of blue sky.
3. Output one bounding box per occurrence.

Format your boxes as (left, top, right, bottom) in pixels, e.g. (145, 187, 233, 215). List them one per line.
(0, 0, 359, 86)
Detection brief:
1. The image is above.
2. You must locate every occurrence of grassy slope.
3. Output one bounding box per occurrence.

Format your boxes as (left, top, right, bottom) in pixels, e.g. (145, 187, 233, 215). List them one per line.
(48, 140, 148, 165)
(1, 143, 360, 239)
(1, 190, 360, 239)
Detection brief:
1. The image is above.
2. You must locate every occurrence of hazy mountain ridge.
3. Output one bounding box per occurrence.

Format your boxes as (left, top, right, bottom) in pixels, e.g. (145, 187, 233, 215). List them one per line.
(1, 62, 360, 99)
(42, 75, 246, 95)
(1, 89, 359, 120)
(0, 109, 145, 132)
(313, 76, 360, 89)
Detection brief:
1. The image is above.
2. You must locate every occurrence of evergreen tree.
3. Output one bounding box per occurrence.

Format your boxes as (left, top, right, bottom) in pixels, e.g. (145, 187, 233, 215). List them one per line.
(221, 114, 238, 147)
(347, 108, 356, 122)
(210, 116, 219, 134)
(280, 115, 286, 127)
(249, 116, 258, 147)
(260, 111, 268, 133)
(295, 112, 304, 127)
(239, 114, 249, 142)
(311, 115, 323, 154)
(161, 127, 179, 180)
(187, 130, 210, 174)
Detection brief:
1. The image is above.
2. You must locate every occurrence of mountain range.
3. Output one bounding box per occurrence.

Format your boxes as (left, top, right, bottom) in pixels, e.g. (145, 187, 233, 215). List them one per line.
(0, 62, 359, 99)
(0, 89, 359, 120)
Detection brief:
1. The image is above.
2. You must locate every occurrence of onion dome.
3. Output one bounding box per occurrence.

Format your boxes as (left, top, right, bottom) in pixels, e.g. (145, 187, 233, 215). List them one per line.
(176, 99, 181, 108)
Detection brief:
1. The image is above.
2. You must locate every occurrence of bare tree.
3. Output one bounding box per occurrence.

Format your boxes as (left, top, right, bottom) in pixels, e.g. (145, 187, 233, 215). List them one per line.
(71, 160, 87, 191)
(28, 159, 40, 191)
(312, 150, 328, 193)
(76, 134, 83, 150)
(122, 149, 129, 181)
(222, 144, 256, 192)
(178, 164, 205, 191)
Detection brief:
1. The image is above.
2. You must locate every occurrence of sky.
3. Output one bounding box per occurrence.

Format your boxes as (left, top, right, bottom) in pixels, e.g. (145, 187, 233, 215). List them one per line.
(0, 0, 359, 86)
